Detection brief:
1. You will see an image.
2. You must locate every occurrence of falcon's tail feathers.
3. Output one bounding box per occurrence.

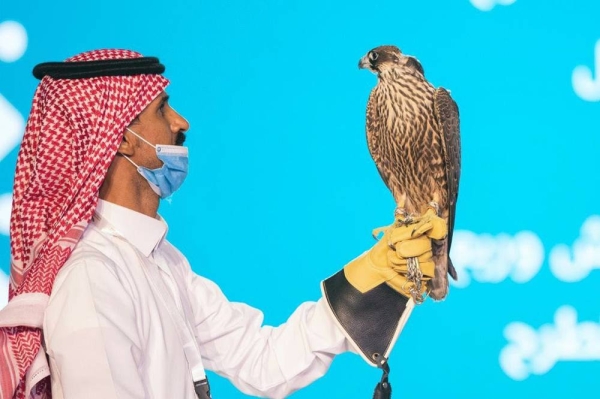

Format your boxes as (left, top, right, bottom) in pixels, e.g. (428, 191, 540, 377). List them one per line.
(448, 257, 458, 281)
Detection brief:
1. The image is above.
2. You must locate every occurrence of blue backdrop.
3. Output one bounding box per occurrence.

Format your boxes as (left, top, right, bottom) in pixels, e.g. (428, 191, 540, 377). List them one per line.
(1, 0, 599, 397)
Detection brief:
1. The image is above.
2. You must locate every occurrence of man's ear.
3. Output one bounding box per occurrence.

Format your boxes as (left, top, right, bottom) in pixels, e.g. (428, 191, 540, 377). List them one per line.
(117, 128, 136, 157)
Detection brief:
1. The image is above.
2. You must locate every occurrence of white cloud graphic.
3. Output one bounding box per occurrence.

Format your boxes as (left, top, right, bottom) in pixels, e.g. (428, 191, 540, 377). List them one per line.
(0, 269, 8, 310)
(0, 96, 24, 237)
(549, 215, 600, 282)
(449, 229, 544, 287)
(0, 94, 24, 161)
(0, 21, 27, 63)
(470, 0, 516, 12)
(0, 194, 12, 236)
(0, 20, 27, 237)
(572, 40, 600, 102)
(500, 306, 600, 381)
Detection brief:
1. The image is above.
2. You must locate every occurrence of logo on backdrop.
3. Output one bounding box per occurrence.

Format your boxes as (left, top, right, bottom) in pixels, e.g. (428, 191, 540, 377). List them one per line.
(549, 215, 600, 282)
(572, 40, 600, 102)
(469, 0, 516, 12)
(451, 215, 600, 286)
(499, 306, 600, 380)
(449, 230, 544, 287)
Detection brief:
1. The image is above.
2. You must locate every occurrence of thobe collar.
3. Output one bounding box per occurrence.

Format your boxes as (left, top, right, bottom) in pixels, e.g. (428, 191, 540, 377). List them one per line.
(93, 199, 168, 257)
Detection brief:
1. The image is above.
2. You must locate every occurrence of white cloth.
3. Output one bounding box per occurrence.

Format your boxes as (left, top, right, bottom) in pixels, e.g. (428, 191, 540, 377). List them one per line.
(42, 199, 353, 399)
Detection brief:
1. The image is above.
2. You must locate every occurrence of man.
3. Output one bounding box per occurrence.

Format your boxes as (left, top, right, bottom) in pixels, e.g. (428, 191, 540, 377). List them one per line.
(0, 49, 445, 399)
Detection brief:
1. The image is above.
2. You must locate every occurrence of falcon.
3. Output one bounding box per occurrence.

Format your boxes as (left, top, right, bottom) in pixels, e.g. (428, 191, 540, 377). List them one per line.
(358, 45, 461, 301)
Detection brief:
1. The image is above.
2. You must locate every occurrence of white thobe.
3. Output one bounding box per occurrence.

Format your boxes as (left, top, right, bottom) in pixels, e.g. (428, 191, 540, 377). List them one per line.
(42, 199, 353, 399)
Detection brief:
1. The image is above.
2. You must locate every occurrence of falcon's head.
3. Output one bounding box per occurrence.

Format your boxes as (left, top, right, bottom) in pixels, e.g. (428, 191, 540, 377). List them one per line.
(358, 45, 424, 77)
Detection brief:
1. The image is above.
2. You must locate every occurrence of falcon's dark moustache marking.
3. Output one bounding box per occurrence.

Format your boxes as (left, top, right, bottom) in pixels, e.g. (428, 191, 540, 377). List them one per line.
(405, 57, 425, 76)
(32, 57, 165, 80)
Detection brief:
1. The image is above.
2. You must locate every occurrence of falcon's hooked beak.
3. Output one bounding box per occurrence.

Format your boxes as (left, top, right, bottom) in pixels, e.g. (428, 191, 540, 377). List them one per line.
(358, 55, 372, 71)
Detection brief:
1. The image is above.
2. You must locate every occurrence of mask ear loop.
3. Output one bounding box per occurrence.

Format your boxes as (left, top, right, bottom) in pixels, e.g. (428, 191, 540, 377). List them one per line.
(120, 129, 144, 169)
(119, 129, 166, 198)
(125, 127, 157, 149)
(121, 153, 140, 170)
(120, 151, 163, 197)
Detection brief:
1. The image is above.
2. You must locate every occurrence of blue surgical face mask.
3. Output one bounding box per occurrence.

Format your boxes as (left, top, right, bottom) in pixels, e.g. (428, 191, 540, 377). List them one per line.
(123, 127, 189, 199)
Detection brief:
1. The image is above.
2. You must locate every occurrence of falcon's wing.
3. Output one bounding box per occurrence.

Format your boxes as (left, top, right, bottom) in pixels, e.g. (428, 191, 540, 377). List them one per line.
(433, 87, 461, 251)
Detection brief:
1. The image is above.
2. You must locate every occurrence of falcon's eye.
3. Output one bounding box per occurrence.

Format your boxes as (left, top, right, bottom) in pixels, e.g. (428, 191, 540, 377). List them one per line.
(368, 51, 379, 62)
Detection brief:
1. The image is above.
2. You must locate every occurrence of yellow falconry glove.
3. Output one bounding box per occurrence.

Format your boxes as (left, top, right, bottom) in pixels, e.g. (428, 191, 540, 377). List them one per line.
(344, 206, 448, 300)
(320, 206, 448, 375)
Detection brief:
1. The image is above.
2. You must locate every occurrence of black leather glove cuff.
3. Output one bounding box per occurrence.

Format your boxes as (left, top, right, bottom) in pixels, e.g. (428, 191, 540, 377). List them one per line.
(321, 269, 414, 367)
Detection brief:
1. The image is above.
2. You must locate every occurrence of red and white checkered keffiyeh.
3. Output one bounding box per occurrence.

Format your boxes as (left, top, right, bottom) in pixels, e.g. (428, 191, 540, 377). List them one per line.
(0, 49, 169, 399)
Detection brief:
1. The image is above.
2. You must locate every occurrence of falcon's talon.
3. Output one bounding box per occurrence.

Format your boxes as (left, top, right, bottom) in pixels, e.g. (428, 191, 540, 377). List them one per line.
(394, 207, 407, 217)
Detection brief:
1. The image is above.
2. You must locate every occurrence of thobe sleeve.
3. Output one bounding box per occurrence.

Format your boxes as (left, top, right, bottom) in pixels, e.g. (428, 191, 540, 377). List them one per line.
(43, 258, 147, 399)
(186, 272, 355, 399)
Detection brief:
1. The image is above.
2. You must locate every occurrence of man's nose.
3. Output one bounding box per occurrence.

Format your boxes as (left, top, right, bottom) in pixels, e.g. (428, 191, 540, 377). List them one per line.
(170, 109, 190, 133)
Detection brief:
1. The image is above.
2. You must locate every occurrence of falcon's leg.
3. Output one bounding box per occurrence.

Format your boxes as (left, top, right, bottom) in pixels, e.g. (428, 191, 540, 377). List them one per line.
(394, 207, 414, 225)
(394, 193, 415, 226)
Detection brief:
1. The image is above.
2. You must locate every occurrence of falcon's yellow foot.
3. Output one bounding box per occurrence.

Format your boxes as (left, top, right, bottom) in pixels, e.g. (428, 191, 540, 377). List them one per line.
(394, 207, 415, 226)
(407, 207, 448, 240)
(428, 201, 441, 216)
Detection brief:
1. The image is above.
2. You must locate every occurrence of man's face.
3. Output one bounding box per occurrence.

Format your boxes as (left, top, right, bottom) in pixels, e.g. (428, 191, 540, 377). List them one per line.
(125, 91, 189, 169)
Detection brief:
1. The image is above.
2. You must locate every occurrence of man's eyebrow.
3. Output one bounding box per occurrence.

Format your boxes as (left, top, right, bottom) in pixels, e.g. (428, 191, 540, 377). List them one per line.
(159, 94, 170, 107)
